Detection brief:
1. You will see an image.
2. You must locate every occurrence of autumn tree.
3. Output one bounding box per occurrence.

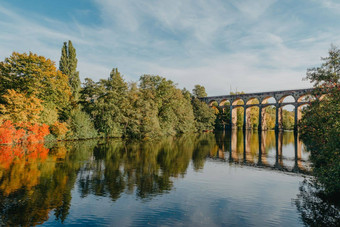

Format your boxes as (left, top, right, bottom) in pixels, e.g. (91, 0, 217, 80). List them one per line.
(0, 52, 71, 122)
(0, 89, 43, 123)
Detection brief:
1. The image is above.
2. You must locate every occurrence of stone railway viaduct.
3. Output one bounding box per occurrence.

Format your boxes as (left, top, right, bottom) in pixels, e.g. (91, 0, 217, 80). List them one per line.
(199, 88, 319, 131)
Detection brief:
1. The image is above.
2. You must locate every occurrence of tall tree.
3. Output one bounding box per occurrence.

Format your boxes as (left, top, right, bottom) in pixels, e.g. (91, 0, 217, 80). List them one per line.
(59, 41, 81, 101)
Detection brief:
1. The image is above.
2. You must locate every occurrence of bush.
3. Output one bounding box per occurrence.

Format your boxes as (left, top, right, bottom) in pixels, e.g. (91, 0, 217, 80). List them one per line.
(67, 108, 98, 139)
(50, 122, 69, 140)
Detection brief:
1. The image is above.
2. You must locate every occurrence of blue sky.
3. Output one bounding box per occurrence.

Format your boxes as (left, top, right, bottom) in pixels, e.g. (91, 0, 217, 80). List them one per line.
(1, 0, 340, 96)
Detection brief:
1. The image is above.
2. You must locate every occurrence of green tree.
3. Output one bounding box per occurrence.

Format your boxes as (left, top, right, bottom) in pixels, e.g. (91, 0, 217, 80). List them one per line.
(67, 107, 98, 139)
(59, 41, 81, 101)
(300, 46, 340, 200)
(192, 98, 216, 131)
(81, 68, 129, 138)
(138, 75, 196, 138)
(192, 84, 207, 98)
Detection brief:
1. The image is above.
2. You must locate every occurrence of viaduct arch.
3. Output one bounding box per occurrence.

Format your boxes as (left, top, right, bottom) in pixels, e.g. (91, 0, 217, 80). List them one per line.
(199, 88, 316, 131)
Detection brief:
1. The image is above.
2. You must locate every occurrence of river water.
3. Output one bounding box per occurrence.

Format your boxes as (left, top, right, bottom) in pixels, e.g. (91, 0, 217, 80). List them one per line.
(0, 130, 337, 226)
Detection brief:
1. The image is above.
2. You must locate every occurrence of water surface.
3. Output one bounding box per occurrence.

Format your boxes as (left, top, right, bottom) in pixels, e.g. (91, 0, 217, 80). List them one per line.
(0, 130, 336, 226)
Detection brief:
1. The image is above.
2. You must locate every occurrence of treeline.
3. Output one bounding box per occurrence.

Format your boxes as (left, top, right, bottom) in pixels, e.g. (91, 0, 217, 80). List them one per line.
(0, 41, 216, 143)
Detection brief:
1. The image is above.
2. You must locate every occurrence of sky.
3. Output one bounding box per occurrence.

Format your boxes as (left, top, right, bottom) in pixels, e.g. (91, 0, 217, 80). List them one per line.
(0, 0, 340, 96)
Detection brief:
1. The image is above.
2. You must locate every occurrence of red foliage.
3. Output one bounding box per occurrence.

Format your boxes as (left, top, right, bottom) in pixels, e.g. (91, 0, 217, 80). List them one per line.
(0, 120, 50, 144)
(0, 143, 50, 169)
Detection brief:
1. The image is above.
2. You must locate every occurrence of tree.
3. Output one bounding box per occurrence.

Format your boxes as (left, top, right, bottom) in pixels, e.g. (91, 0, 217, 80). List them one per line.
(81, 68, 129, 138)
(0, 52, 71, 119)
(192, 98, 216, 131)
(138, 75, 196, 138)
(67, 107, 98, 140)
(59, 41, 81, 101)
(192, 85, 207, 98)
(300, 45, 340, 200)
(0, 89, 43, 123)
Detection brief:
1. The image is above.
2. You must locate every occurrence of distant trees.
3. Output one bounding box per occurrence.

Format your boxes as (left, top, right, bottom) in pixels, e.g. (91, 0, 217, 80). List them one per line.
(81, 73, 198, 139)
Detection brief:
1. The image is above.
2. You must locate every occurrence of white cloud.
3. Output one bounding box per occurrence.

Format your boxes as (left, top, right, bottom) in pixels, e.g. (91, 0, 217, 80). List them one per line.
(0, 0, 339, 96)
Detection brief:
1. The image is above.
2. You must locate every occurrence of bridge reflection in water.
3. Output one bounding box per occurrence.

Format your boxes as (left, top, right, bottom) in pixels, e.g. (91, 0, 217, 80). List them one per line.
(211, 130, 310, 174)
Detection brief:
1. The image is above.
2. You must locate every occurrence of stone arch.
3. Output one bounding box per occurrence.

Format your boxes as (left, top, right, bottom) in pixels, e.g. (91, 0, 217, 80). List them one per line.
(261, 96, 276, 104)
(219, 99, 231, 107)
(278, 95, 296, 103)
(208, 100, 218, 107)
(245, 97, 260, 105)
(297, 93, 315, 102)
(231, 98, 245, 106)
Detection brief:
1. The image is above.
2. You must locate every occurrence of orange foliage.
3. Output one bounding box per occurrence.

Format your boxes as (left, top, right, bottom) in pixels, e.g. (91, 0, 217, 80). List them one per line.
(0, 120, 50, 144)
(0, 143, 50, 195)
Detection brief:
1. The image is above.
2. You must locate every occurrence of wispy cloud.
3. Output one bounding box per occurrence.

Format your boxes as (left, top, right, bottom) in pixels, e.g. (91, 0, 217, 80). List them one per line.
(0, 0, 339, 96)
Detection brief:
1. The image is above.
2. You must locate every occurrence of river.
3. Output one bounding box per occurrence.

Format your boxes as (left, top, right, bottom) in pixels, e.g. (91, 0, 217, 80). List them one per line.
(0, 130, 338, 226)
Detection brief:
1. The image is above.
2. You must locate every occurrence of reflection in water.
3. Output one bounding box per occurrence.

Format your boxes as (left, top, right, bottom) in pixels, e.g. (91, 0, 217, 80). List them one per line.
(0, 131, 336, 226)
(295, 180, 340, 226)
(214, 130, 310, 174)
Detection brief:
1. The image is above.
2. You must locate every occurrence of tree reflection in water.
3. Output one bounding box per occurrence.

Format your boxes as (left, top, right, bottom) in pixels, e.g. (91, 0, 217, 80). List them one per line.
(295, 179, 340, 226)
(0, 131, 337, 226)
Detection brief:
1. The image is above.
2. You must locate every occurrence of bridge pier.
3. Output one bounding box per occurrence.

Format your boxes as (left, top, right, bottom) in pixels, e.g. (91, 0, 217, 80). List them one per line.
(294, 103, 299, 131)
(258, 105, 262, 131)
(275, 104, 283, 131)
(243, 105, 247, 131)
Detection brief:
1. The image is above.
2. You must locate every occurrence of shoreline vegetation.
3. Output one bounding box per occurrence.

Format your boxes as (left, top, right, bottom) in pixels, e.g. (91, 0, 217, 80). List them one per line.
(0, 41, 297, 145)
(0, 41, 215, 144)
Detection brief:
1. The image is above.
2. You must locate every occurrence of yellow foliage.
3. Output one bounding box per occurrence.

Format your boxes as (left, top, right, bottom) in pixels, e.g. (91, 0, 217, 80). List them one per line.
(50, 122, 69, 140)
(0, 89, 43, 123)
(0, 52, 72, 112)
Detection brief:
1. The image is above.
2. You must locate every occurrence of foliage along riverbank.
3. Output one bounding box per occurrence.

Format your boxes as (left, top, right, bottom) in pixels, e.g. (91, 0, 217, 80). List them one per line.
(298, 46, 340, 203)
(0, 40, 310, 145)
(0, 41, 216, 144)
